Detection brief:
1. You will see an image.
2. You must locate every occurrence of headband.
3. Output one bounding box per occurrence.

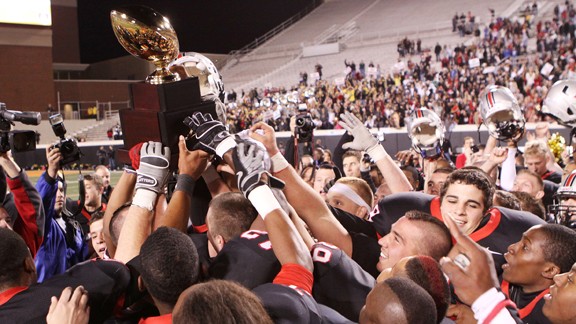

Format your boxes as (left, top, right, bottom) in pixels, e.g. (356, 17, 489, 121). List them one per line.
(328, 183, 372, 213)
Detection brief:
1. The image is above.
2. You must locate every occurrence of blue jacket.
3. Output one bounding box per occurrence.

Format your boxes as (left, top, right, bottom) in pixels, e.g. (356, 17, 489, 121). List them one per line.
(34, 172, 87, 282)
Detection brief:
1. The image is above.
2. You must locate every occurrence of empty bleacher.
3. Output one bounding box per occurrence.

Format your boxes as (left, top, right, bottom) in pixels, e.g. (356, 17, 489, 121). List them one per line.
(221, 0, 547, 91)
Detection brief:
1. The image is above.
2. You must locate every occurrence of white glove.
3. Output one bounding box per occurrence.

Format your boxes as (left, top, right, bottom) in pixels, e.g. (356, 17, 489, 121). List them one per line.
(339, 112, 388, 161)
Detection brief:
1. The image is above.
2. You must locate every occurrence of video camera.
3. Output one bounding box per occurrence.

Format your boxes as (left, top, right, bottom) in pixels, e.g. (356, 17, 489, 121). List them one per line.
(295, 104, 315, 143)
(0, 103, 41, 153)
(49, 114, 82, 166)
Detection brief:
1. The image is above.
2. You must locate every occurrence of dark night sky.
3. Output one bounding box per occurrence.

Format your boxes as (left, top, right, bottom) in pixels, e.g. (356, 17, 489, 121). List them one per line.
(77, 0, 314, 63)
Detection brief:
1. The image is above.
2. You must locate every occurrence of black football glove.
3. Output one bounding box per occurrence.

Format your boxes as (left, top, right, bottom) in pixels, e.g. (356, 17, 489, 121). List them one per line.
(184, 112, 235, 157)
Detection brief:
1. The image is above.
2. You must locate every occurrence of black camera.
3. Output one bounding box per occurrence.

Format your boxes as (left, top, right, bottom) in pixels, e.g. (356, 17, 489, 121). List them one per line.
(295, 104, 315, 143)
(0, 103, 41, 153)
(49, 114, 81, 166)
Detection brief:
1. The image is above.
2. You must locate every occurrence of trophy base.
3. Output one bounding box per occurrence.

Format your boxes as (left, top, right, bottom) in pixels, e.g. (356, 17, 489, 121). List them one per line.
(146, 71, 181, 85)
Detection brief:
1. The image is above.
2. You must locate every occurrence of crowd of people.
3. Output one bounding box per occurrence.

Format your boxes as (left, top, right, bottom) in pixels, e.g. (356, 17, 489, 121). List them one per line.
(222, 4, 576, 135)
(1, 93, 576, 322)
(3, 2, 576, 324)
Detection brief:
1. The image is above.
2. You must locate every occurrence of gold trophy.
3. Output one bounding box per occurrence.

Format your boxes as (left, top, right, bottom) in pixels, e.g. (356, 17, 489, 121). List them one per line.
(110, 6, 180, 84)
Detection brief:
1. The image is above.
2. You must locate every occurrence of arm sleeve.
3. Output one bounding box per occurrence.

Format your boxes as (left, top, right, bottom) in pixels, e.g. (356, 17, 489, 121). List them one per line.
(360, 170, 377, 193)
(333, 132, 354, 173)
(273, 263, 314, 295)
(285, 136, 297, 167)
(499, 148, 517, 191)
(471, 288, 524, 324)
(35, 172, 57, 238)
(9, 170, 45, 257)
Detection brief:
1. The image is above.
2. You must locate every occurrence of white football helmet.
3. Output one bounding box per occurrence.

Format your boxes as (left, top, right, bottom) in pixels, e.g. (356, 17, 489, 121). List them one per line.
(479, 85, 525, 141)
(541, 80, 576, 126)
(406, 108, 445, 159)
(169, 52, 224, 100)
(548, 170, 576, 229)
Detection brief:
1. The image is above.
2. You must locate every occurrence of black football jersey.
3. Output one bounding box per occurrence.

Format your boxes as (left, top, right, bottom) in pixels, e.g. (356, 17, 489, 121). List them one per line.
(209, 230, 281, 289)
(312, 242, 375, 322)
(0, 259, 130, 323)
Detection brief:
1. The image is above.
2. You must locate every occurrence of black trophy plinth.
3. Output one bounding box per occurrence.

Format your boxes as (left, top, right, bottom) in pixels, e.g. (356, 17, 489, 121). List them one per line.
(118, 77, 216, 169)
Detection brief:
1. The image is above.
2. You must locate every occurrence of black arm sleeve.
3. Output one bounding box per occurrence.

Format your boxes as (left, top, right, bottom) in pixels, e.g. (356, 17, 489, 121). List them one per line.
(360, 170, 377, 193)
(284, 136, 297, 168)
(333, 132, 354, 173)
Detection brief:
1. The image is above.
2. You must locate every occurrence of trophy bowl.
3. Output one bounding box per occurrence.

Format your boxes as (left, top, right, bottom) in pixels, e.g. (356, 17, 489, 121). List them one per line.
(110, 5, 180, 84)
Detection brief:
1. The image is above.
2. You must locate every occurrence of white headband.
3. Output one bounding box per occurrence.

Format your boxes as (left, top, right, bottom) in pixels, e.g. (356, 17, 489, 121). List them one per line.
(328, 183, 372, 212)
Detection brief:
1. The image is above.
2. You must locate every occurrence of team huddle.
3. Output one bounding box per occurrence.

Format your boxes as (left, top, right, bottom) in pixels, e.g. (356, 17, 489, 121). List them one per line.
(2, 81, 576, 323)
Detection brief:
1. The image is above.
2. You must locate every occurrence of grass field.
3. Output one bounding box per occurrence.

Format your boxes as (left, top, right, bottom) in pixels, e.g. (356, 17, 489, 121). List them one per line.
(26, 170, 123, 197)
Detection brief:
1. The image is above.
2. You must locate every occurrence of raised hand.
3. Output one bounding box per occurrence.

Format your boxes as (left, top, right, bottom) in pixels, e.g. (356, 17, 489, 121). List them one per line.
(184, 112, 235, 157)
(249, 122, 280, 156)
(177, 135, 209, 180)
(439, 214, 499, 305)
(233, 140, 284, 198)
(338, 111, 379, 151)
(46, 147, 62, 179)
(135, 142, 170, 194)
(488, 147, 508, 166)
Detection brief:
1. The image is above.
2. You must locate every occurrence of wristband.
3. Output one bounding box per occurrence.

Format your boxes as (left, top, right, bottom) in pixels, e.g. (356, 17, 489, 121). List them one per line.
(131, 189, 158, 211)
(271, 152, 290, 173)
(248, 185, 282, 219)
(123, 165, 137, 175)
(174, 174, 196, 198)
(215, 136, 237, 158)
(366, 143, 388, 162)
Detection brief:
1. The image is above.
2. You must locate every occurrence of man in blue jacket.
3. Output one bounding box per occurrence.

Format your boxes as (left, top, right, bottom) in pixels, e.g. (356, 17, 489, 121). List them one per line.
(35, 147, 86, 282)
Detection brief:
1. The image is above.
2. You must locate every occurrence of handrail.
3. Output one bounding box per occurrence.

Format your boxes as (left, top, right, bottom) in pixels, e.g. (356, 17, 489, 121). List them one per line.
(222, 0, 324, 68)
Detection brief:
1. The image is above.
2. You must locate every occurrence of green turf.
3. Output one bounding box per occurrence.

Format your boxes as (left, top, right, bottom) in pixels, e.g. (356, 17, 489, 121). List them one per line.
(27, 171, 123, 197)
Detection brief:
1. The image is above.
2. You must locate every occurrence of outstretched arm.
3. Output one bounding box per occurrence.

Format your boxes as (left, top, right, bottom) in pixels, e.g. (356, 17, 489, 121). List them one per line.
(103, 144, 140, 258)
(114, 142, 170, 264)
(233, 141, 312, 271)
(1, 151, 45, 257)
(157, 136, 209, 232)
(249, 122, 353, 256)
(339, 112, 412, 193)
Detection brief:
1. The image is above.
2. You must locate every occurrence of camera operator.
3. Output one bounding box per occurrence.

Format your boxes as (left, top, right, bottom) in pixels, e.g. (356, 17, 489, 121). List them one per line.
(34, 147, 87, 282)
(0, 150, 45, 258)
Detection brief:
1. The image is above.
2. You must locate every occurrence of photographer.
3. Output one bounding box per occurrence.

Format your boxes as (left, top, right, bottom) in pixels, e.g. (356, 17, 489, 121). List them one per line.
(35, 147, 87, 282)
(0, 150, 45, 258)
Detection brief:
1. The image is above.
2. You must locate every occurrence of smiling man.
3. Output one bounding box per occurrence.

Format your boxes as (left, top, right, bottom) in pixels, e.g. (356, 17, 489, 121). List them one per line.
(370, 168, 546, 276)
(500, 224, 576, 323)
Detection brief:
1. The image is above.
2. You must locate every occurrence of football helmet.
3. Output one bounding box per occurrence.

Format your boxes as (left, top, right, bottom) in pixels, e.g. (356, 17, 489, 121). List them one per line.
(169, 52, 224, 101)
(541, 80, 576, 127)
(479, 85, 525, 141)
(406, 108, 445, 159)
(548, 170, 576, 229)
